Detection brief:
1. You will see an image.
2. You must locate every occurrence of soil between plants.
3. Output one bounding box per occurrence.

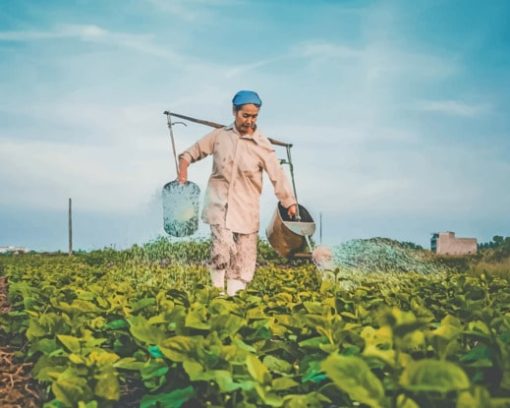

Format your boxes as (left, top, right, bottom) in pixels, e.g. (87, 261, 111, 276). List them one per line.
(0, 275, 42, 408)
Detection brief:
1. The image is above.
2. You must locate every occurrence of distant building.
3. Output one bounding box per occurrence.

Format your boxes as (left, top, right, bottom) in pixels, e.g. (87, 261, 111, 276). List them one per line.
(0, 246, 29, 254)
(431, 232, 477, 256)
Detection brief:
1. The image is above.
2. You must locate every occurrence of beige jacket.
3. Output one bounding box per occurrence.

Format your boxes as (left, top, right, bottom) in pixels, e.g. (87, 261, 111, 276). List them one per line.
(179, 124, 296, 234)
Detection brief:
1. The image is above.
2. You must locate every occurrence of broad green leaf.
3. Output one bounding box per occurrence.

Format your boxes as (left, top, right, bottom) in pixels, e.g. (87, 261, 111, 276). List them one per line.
(114, 357, 145, 371)
(246, 305, 267, 320)
(381, 308, 426, 339)
(148, 313, 168, 325)
(94, 367, 120, 401)
(301, 360, 327, 384)
(396, 394, 420, 408)
(255, 384, 284, 407)
(211, 313, 245, 337)
(104, 319, 129, 330)
(214, 370, 253, 392)
(34, 356, 67, 382)
(490, 398, 510, 408)
(272, 377, 299, 391)
(247, 355, 272, 385)
(431, 315, 462, 341)
(156, 291, 175, 312)
(400, 330, 425, 351)
(82, 331, 107, 349)
(466, 320, 491, 336)
(30, 338, 59, 355)
(141, 359, 169, 390)
(456, 386, 491, 408)
(185, 304, 210, 330)
(148, 345, 164, 359)
(263, 355, 292, 374)
(141, 360, 169, 381)
(269, 318, 288, 337)
(245, 324, 272, 342)
(89, 316, 106, 329)
(183, 361, 209, 381)
(319, 343, 338, 353)
(78, 401, 98, 408)
(69, 353, 86, 365)
(60, 299, 101, 314)
(459, 344, 493, 367)
(321, 354, 385, 408)
(303, 301, 325, 315)
(283, 392, 331, 408)
(160, 336, 197, 362)
(130, 297, 156, 313)
(400, 359, 470, 394)
(232, 337, 257, 353)
(410, 298, 435, 322)
(75, 289, 96, 301)
(43, 400, 67, 408)
(26, 318, 47, 340)
(298, 336, 328, 349)
(221, 343, 250, 364)
(363, 345, 396, 367)
(57, 335, 81, 353)
(360, 326, 393, 348)
(52, 368, 91, 406)
(139, 385, 195, 408)
(88, 349, 120, 366)
(209, 298, 240, 314)
(128, 315, 166, 345)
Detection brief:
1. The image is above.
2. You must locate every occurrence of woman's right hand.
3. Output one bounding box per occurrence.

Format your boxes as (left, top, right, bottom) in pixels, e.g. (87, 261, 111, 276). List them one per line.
(178, 172, 187, 184)
(178, 158, 189, 184)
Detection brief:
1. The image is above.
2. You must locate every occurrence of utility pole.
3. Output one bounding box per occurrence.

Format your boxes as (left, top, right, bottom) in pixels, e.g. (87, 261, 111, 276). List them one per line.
(320, 212, 323, 245)
(68, 198, 73, 256)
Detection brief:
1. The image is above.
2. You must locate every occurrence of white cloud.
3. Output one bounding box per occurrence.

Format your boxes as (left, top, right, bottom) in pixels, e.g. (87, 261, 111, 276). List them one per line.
(415, 99, 490, 117)
(0, 24, 186, 63)
(0, 135, 170, 213)
(224, 56, 288, 78)
(291, 40, 457, 81)
(292, 41, 363, 60)
(145, 0, 245, 21)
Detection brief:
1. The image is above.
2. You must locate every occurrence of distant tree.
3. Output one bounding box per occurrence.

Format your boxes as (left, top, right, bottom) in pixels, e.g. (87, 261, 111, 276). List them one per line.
(478, 235, 510, 261)
(493, 235, 504, 245)
(478, 235, 509, 250)
(401, 241, 424, 250)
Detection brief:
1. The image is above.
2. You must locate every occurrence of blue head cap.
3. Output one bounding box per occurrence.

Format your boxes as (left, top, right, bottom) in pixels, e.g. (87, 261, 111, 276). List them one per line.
(232, 90, 262, 107)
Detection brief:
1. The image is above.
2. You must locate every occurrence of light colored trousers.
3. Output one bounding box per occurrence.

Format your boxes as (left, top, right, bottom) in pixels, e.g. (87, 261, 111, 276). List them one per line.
(209, 225, 257, 295)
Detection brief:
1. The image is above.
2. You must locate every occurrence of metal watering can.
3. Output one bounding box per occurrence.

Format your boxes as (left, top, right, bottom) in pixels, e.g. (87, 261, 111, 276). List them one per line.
(162, 180, 200, 237)
(264, 142, 316, 258)
(266, 202, 315, 258)
(161, 112, 200, 237)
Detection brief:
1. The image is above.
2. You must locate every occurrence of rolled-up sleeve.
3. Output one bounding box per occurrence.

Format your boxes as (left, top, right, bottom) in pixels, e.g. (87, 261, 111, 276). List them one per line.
(178, 129, 217, 163)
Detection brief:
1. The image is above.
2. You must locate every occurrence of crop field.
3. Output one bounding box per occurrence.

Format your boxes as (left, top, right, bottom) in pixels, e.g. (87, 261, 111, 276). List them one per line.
(1, 238, 510, 408)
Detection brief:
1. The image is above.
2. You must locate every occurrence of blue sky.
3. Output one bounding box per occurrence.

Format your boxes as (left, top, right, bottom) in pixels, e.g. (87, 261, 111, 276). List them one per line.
(1, 0, 509, 251)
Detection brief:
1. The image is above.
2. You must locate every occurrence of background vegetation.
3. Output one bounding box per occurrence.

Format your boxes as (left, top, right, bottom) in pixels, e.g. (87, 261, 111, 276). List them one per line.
(0, 237, 509, 408)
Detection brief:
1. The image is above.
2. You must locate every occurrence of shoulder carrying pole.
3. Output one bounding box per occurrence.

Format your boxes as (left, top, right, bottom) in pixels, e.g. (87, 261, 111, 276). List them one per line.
(164, 112, 292, 148)
(163, 111, 301, 217)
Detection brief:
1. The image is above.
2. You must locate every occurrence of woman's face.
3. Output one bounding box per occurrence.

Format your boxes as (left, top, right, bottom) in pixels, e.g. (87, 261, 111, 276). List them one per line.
(233, 104, 260, 135)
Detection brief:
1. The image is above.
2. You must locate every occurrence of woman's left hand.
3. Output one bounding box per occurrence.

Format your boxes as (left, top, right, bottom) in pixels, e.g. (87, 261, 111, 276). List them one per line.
(287, 204, 298, 219)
